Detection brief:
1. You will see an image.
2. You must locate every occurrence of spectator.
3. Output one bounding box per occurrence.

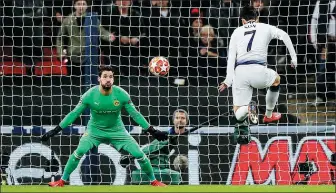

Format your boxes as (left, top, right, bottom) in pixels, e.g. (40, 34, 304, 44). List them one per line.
(198, 25, 226, 83)
(12, 0, 46, 71)
(190, 9, 204, 39)
(310, 0, 336, 105)
(50, 0, 73, 46)
(99, 0, 144, 75)
(252, 0, 275, 25)
(179, 8, 205, 79)
(188, 8, 205, 55)
(56, 0, 115, 82)
(141, 0, 181, 75)
(205, 0, 240, 48)
(41, 0, 73, 47)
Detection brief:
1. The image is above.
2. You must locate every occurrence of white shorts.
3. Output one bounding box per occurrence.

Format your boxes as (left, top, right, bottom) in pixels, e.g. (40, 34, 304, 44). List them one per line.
(232, 64, 277, 106)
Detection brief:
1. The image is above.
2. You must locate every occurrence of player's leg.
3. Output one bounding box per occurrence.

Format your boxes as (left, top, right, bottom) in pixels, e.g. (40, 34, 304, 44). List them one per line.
(263, 69, 282, 123)
(62, 135, 99, 181)
(116, 139, 155, 181)
(233, 101, 257, 124)
(111, 137, 166, 186)
(232, 84, 253, 144)
(49, 134, 101, 187)
(248, 66, 282, 123)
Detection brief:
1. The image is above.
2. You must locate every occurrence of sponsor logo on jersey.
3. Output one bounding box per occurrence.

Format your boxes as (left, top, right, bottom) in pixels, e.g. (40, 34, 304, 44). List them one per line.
(114, 100, 120, 106)
(226, 136, 335, 185)
(92, 109, 118, 114)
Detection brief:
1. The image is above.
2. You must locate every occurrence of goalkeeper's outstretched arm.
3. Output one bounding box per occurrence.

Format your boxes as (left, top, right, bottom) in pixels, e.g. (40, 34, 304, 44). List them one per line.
(124, 99, 151, 130)
(59, 99, 87, 129)
(123, 93, 168, 141)
(40, 96, 88, 141)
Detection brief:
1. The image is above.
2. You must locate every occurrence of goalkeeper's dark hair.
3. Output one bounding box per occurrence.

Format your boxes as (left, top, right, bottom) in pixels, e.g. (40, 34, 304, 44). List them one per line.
(240, 5, 257, 21)
(98, 65, 114, 77)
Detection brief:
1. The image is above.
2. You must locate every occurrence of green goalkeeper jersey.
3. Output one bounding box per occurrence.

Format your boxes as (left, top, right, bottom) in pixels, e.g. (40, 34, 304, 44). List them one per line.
(59, 85, 150, 138)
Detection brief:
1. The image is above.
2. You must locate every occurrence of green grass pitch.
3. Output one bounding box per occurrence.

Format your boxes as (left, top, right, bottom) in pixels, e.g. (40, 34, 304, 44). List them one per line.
(1, 185, 335, 192)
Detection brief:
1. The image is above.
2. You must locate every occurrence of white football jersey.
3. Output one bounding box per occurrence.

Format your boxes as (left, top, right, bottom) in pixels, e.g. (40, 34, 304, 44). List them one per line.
(234, 22, 278, 65)
(223, 21, 297, 87)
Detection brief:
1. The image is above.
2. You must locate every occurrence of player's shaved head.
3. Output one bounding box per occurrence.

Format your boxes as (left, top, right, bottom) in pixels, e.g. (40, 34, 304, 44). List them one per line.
(240, 5, 257, 21)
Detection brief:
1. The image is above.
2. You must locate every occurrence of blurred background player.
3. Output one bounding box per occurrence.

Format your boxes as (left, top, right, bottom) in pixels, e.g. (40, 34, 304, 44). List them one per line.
(40, 65, 168, 187)
(119, 109, 189, 185)
(218, 6, 297, 144)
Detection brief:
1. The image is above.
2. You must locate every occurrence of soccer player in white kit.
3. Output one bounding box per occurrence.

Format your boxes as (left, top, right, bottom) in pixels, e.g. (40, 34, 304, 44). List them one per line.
(219, 6, 297, 144)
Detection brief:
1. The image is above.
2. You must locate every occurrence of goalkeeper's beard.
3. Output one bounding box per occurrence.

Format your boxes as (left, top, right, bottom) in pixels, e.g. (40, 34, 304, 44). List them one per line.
(101, 83, 112, 91)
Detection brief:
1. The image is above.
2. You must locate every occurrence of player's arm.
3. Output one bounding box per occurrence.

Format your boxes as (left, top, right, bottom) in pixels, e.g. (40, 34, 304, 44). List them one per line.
(40, 93, 89, 141)
(98, 19, 116, 42)
(120, 139, 169, 167)
(123, 92, 168, 141)
(310, 0, 320, 49)
(56, 18, 68, 61)
(142, 139, 169, 155)
(124, 99, 150, 130)
(58, 98, 88, 129)
(270, 26, 298, 67)
(220, 31, 237, 89)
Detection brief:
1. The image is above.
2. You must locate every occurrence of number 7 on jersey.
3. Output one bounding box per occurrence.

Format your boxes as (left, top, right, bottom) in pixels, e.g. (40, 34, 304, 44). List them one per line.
(244, 30, 256, 52)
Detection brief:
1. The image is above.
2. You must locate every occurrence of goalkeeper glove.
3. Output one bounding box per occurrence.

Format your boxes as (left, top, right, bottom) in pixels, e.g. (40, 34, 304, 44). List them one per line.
(40, 125, 62, 141)
(146, 126, 168, 141)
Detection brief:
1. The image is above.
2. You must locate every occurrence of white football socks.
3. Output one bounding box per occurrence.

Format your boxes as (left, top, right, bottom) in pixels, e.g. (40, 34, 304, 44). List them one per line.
(235, 106, 249, 122)
(265, 88, 280, 118)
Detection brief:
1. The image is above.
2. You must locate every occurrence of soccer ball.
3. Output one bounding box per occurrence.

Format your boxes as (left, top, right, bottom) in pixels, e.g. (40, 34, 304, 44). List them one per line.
(173, 155, 188, 171)
(149, 56, 170, 76)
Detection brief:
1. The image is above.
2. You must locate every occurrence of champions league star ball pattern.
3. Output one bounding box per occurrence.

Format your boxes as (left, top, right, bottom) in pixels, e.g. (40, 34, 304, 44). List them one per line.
(149, 56, 170, 76)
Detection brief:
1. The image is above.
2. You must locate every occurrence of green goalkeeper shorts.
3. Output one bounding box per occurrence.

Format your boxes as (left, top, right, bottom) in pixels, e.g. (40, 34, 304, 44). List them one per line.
(78, 133, 144, 159)
(107, 136, 145, 159)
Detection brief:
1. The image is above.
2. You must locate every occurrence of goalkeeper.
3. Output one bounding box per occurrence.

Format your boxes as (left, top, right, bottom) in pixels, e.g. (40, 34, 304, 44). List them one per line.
(41, 65, 168, 187)
(119, 109, 189, 185)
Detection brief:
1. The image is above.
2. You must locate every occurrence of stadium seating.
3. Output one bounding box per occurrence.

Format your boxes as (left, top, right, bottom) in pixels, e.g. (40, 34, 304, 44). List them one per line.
(34, 59, 67, 76)
(0, 61, 27, 75)
(34, 47, 68, 76)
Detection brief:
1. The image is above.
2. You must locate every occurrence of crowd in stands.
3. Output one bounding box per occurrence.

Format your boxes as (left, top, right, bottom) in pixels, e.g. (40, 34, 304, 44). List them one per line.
(0, 0, 335, 102)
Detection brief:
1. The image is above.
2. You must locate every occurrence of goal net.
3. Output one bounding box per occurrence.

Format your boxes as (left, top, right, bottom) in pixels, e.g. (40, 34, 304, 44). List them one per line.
(0, 0, 335, 186)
